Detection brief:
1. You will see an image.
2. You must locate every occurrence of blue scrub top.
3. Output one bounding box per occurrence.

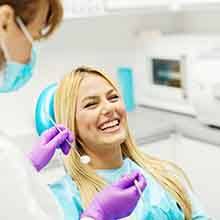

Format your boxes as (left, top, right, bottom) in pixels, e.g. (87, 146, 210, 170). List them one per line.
(49, 158, 209, 220)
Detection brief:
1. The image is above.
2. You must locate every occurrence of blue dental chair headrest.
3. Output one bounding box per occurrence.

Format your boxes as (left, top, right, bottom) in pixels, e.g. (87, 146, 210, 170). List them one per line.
(35, 83, 57, 135)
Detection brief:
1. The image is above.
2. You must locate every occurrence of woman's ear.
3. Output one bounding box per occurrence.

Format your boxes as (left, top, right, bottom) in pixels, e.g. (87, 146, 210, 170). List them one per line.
(0, 5, 15, 33)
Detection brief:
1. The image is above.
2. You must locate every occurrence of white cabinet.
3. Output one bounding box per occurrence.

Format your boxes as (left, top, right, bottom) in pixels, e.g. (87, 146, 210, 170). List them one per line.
(175, 136, 220, 220)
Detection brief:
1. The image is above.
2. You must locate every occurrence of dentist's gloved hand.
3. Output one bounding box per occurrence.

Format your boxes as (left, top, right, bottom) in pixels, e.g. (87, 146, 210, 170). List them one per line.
(81, 171, 147, 220)
(27, 125, 74, 172)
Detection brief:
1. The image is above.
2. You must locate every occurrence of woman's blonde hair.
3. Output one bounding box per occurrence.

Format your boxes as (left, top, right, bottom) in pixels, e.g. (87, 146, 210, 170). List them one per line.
(0, 0, 63, 68)
(54, 66, 192, 220)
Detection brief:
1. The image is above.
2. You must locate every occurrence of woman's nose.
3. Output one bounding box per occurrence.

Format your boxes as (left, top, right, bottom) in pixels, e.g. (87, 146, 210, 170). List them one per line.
(100, 102, 114, 116)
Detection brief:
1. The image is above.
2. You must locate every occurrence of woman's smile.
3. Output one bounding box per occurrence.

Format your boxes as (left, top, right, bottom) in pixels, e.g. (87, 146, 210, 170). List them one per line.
(98, 119, 120, 133)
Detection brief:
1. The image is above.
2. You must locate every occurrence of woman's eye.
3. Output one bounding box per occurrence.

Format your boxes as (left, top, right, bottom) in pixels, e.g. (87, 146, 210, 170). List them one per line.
(109, 95, 119, 102)
(84, 103, 97, 108)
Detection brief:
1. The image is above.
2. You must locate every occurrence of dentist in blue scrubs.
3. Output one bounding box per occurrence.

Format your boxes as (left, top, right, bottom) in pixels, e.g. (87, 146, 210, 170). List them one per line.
(0, 1, 146, 220)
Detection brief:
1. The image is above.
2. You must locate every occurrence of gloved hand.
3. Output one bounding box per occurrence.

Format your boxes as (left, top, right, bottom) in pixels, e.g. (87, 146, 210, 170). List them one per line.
(81, 170, 147, 220)
(27, 125, 74, 172)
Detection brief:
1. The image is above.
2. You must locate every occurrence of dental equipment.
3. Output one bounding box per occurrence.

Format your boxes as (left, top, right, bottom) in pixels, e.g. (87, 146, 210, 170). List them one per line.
(46, 111, 91, 164)
(134, 179, 144, 204)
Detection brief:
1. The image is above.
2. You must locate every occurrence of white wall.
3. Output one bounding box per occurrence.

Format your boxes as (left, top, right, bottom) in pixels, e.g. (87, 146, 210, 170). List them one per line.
(38, 12, 182, 80)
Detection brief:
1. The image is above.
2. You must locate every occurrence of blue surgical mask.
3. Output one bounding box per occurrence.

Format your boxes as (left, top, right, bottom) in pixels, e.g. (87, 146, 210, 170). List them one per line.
(0, 17, 36, 93)
(0, 48, 36, 92)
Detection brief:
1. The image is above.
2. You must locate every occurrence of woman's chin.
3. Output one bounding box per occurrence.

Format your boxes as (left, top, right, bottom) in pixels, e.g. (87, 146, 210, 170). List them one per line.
(100, 132, 126, 146)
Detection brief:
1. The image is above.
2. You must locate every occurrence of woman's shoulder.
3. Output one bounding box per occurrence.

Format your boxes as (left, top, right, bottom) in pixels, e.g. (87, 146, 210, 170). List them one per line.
(125, 158, 155, 181)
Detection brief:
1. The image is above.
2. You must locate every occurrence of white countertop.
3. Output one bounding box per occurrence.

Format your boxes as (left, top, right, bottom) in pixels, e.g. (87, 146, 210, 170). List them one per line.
(128, 106, 220, 146)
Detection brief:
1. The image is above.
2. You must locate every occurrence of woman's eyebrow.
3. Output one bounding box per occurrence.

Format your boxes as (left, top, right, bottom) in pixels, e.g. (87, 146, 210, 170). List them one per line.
(82, 96, 98, 103)
(106, 89, 116, 95)
(81, 89, 116, 103)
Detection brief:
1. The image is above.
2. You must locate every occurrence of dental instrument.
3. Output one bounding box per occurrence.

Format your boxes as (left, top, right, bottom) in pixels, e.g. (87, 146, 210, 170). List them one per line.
(128, 163, 144, 205)
(46, 111, 91, 164)
(134, 179, 144, 204)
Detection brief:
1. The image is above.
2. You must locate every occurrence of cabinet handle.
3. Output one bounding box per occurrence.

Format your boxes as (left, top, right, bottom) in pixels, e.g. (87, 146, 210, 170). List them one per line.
(180, 55, 188, 99)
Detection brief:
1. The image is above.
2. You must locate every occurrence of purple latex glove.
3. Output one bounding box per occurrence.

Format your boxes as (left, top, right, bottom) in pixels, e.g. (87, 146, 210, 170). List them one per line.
(81, 171, 147, 220)
(28, 125, 74, 172)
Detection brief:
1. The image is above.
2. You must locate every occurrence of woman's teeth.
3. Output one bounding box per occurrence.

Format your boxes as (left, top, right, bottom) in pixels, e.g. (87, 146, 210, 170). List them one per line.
(100, 119, 119, 130)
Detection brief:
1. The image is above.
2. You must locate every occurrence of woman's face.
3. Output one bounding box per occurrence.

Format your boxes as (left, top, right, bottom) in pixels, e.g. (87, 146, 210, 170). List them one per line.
(76, 74, 127, 153)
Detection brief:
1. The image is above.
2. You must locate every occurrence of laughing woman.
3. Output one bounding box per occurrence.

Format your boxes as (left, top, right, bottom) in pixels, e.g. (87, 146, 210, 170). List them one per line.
(50, 66, 209, 220)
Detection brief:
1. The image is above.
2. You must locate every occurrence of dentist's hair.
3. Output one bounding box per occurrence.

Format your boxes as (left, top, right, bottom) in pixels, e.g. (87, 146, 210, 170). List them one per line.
(54, 66, 192, 220)
(0, 0, 63, 38)
(0, 0, 63, 67)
